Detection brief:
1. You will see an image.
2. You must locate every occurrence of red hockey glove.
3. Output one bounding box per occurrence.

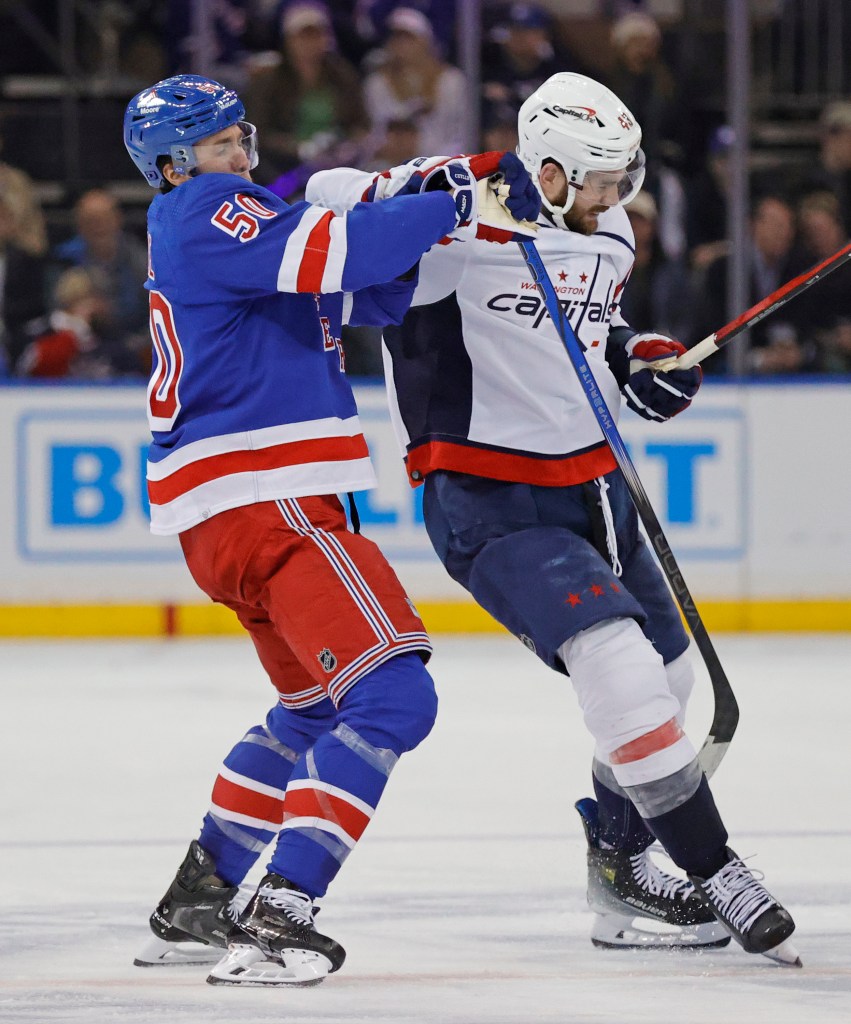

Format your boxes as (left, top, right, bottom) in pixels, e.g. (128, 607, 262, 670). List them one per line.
(622, 333, 702, 421)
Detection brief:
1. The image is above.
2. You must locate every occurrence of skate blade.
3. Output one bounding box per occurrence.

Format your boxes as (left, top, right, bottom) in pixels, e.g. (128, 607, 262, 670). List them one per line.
(206, 943, 332, 986)
(760, 937, 803, 968)
(591, 912, 731, 951)
(134, 934, 222, 967)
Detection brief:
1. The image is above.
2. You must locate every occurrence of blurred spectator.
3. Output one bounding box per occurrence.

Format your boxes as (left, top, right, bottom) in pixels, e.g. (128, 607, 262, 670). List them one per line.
(812, 101, 851, 236)
(364, 115, 422, 168)
(354, 0, 458, 62)
(481, 100, 520, 155)
(685, 125, 733, 270)
(245, 1, 369, 183)
(19, 265, 150, 379)
(0, 121, 49, 258)
(619, 191, 692, 340)
(605, 12, 678, 182)
(0, 194, 48, 375)
(166, 0, 251, 88)
(18, 268, 112, 379)
(794, 191, 851, 373)
(606, 10, 689, 264)
(363, 6, 469, 158)
(54, 189, 149, 355)
(481, 3, 582, 139)
(690, 195, 811, 375)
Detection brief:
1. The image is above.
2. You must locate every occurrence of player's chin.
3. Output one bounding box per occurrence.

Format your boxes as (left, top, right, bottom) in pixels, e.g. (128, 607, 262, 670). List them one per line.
(581, 208, 610, 234)
(577, 214, 600, 235)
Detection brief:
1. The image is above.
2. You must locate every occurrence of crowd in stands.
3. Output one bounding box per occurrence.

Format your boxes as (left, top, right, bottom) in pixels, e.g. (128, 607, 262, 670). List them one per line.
(1, 0, 850, 379)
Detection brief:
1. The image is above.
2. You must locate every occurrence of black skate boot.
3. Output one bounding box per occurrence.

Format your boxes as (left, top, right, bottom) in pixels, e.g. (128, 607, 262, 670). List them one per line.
(576, 798, 730, 950)
(134, 840, 244, 967)
(207, 872, 346, 986)
(689, 848, 801, 966)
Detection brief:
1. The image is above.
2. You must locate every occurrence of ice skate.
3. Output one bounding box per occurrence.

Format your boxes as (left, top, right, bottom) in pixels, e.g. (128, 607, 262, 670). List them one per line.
(575, 798, 730, 951)
(207, 873, 346, 986)
(134, 840, 246, 967)
(689, 849, 802, 967)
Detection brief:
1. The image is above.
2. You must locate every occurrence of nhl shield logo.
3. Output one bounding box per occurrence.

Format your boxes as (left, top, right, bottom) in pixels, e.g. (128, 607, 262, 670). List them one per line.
(317, 648, 337, 673)
(519, 633, 537, 654)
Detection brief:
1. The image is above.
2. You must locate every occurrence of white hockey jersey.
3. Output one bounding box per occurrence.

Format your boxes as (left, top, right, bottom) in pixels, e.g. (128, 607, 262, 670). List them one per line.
(307, 163, 637, 488)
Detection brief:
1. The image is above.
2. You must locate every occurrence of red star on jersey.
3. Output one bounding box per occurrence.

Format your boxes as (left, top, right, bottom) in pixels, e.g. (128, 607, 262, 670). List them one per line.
(566, 593, 583, 607)
(558, 270, 568, 281)
(610, 582, 620, 593)
(589, 584, 605, 597)
(579, 272, 588, 283)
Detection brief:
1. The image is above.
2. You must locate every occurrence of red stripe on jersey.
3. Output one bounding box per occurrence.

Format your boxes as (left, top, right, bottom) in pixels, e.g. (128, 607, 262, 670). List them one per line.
(296, 210, 335, 293)
(405, 439, 617, 488)
(609, 719, 685, 765)
(148, 433, 370, 505)
(211, 775, 285, 824)
(282, 786, 371, 841)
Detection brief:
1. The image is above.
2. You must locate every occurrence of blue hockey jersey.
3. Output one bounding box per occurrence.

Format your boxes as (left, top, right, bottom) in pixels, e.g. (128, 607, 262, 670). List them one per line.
(143, 171, 457, 534)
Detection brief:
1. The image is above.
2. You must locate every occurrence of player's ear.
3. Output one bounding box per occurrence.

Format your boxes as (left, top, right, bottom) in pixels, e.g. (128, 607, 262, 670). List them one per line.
(162, 162, 187, 187)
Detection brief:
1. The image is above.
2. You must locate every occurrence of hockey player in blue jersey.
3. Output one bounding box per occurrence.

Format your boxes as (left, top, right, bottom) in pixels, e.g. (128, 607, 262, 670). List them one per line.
(307, 72, 800, 966)
(123, 73, 540, 986)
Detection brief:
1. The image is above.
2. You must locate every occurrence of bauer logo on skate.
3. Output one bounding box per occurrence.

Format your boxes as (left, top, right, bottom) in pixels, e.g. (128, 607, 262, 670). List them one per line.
(9, 387, 744, 573)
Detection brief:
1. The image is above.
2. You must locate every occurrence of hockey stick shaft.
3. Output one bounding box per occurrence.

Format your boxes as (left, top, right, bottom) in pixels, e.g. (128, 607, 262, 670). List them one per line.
(672, 238, 851, 370)
(518, 240, 738, 777)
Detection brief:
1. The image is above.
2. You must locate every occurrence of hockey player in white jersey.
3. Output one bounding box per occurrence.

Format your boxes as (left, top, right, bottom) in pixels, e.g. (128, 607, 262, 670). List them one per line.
(123, 73, 540, 987)
(307, 72, 800, 966)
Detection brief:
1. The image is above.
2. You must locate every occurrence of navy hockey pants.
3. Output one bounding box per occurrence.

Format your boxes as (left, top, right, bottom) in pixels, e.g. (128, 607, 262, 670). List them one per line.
(422, 469, 689, 674)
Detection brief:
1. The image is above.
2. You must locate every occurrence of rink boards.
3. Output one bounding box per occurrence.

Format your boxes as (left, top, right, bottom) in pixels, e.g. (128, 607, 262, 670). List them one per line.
(0, 380, 849, 635)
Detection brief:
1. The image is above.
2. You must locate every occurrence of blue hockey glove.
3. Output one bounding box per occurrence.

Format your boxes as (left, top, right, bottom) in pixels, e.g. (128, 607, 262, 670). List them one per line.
(622, 334, 702, 421)
(421, 160, 476, 228)
(490, 152, 541, 222)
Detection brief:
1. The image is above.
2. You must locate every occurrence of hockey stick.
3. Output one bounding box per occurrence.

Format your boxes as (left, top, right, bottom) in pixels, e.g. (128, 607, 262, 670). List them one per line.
(662, 238, 851, 371)
(518, 240, 738, 778)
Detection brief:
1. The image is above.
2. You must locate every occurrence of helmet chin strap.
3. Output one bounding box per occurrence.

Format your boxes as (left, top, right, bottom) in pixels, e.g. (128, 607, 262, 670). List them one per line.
(535, 166, 577, 230)
(539, 186, 572, 229)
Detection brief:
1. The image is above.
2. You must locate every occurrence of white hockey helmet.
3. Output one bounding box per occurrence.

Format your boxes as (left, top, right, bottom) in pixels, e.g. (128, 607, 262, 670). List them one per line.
(517, 72, 645, 227)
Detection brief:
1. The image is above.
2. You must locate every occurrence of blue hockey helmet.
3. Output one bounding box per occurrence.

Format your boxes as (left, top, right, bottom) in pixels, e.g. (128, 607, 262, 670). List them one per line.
(124, 74, 257, 187)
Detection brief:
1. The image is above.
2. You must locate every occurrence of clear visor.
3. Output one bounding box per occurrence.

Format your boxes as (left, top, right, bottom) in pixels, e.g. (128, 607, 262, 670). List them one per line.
(577, 148, 646, 205)
(170, 121, 259, 176)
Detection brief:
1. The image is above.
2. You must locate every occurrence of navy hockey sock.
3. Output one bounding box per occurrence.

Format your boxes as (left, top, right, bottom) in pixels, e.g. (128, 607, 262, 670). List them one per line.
(640, 775, 729, 878)
(592, 766, 655, 853)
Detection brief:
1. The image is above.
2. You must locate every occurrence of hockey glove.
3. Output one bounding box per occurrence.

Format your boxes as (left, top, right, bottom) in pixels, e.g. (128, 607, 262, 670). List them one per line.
(622, 333, 702, 421)
(420, 159, 538, 243)
(467, 151, 542, 223)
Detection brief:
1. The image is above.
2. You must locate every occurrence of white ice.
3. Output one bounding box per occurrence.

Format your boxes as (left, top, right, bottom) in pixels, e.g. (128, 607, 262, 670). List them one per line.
(2, 633, 849, 1024)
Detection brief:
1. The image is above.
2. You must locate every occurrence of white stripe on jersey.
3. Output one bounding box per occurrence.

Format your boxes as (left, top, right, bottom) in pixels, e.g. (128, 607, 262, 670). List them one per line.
(146, 416, 366, 480)
(149, 458, 376, 535)
(321, 211, 349, 292)
(276, 205, 334, 292)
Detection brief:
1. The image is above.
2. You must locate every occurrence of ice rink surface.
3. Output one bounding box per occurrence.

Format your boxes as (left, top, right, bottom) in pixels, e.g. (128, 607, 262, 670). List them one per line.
(2, 632, 850, 1024)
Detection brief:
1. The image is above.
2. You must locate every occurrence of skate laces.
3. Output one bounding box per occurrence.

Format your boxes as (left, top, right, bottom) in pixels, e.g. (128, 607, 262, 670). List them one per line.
(703, 856, 775, 932)
(258, 883, 315, 927)
(631, 850, 695, 902)
(229, 882, 255, 921)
